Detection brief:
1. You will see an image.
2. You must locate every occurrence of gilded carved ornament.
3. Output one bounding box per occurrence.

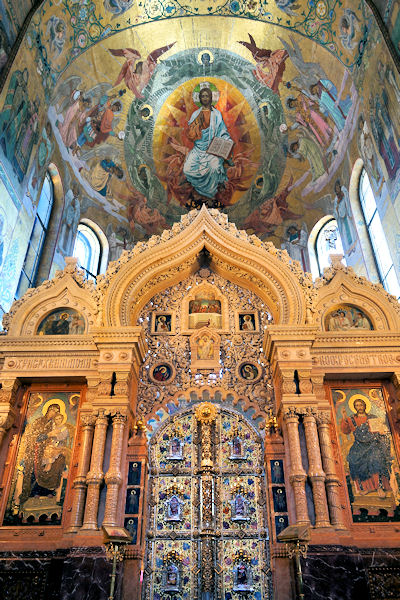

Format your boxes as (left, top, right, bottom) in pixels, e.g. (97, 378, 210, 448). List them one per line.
(314, 263, 400, 329)
(135, 271, 274, 422)
(100, 207, 313, 327)
(195, 402, 218, 424)
(3, 258, 101, 335)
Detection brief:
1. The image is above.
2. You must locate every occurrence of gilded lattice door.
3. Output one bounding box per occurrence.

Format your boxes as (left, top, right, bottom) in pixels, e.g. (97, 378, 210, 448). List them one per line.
(143, 403, 272, 600)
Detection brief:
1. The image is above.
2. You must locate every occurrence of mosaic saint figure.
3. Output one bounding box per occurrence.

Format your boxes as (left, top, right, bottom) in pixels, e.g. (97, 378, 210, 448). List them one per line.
(333, 180, 356, 250)
(310, 79, 352, 131)
(340, 398, 392, 497)
(109, 43, 175, 99)
(183, 87, 232, 199)
(197, 335, 214, 360)
(232, 436, 242, 457)
(241, 314, 255, 331)
(16, 403, 67, 507)
(156, 315, 170, 332)
(238, 34, 288, 95)
(164, 563, 179, 591)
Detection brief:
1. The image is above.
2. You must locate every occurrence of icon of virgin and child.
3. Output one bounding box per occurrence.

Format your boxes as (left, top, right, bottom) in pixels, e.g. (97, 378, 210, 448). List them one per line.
(183, 85, 233, 200)
(8, 399, 73, 520)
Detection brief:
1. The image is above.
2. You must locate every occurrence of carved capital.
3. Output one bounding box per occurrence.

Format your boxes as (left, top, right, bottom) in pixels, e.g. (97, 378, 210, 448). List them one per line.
(316, 410, 332, 426)
(283, 406, 299, 421)
(0, 380, 20, 404)
(111, 411, 128, 424)
(302, 406, 317, 421)
(81, 414, 97, 428)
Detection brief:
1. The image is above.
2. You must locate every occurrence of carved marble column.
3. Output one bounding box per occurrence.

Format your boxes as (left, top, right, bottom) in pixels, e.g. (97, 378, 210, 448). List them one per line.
(103, 411, 127, 527)
(283, 408, 309, 525)
(302, 408, 330, 528)
(68, 413, 96, 532)
(81, 410, 109, 530)
(316, 411, 346, 530)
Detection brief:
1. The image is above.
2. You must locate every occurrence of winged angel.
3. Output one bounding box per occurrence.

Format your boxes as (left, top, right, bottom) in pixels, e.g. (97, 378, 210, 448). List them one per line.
(109, 43, 175, 98)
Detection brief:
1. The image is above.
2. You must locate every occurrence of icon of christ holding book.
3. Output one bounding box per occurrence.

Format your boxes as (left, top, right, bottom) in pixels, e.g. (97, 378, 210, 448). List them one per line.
(183, 87, 234, 199)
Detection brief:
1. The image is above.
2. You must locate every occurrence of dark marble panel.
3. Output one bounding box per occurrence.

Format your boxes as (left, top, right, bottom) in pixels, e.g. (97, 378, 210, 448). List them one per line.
(0, 547, 122, 600)
(302, 546, 400, 600)
(59, 549, 117, 600)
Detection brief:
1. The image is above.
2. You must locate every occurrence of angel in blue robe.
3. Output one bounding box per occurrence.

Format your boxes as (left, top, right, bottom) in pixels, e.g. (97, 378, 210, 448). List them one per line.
(183, 87, 232, 199)
(310, 79, 352, 131)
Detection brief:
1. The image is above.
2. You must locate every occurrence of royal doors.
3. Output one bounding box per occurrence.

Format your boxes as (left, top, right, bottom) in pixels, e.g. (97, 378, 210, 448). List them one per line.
(143, 403, 272, 600)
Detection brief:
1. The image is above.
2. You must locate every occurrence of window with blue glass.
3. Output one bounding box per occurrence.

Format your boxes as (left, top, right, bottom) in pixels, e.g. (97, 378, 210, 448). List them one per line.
(359, 169, 400, 298)
(73, 223, 101, 281)
(16, 173, 54, 299)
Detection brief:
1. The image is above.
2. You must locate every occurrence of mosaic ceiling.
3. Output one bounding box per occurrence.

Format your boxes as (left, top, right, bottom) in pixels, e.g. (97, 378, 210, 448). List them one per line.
(2, 0, 399, 253)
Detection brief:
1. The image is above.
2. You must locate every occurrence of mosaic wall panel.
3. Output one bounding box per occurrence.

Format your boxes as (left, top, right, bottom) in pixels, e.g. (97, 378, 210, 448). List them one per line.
(220, 538, 266, 600)
(331, 386, 400, 522)
(3, 390, 79, 526)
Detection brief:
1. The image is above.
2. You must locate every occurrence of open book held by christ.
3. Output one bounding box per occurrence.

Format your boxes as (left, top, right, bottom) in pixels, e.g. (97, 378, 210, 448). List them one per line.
(206, 137, 234, 160)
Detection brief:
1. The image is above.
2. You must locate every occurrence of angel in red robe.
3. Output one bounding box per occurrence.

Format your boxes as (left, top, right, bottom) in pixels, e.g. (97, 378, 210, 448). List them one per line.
(238, 34, 288, 96)
(109, 43, 175, 98)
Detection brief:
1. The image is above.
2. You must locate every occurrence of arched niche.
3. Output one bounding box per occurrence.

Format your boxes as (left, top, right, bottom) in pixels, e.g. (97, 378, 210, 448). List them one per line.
(98, 208, 309, 328)
(3, 258, 99, 336)
(313, 266, 400, 332)
(181, 281, 228, 334)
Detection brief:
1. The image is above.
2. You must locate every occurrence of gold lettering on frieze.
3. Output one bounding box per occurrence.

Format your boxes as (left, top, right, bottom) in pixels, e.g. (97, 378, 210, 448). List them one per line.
(313, 354, 400, 367)
(6, 357, 92, 370)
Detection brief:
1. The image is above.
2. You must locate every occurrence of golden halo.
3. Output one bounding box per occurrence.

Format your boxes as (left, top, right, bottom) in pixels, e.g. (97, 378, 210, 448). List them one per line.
(140, 104, 153, 120)
(197, 49, 214, 65)
(60, 312, 70, 320)
(69, 393, 80, 407)
(42, 398, 67, 418)
(348, 394, 371, 414)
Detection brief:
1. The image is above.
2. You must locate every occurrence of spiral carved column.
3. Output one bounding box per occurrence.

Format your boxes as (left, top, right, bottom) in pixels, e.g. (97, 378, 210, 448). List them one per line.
(81, 410, 109, 530)
(284, 408, 310, 525)
(68, 414, 96, 532)
(316, 411, 346, 530)
(103, 411, 127, 527)
(302, 409, 330, 528)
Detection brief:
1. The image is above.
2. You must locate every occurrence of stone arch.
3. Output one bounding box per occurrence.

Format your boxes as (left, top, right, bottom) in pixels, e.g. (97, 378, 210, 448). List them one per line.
(314, 266, 400, 331)
(99, 208, 309, 328)
(4, 259, 99, 336)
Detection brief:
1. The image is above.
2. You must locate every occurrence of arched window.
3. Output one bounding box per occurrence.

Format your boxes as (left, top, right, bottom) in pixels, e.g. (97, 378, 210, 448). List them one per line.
(15, 172, 54, 299)
(309, 217, 346, 278)
(73, 223, 102, 281)
(359, 169, 400, 298)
